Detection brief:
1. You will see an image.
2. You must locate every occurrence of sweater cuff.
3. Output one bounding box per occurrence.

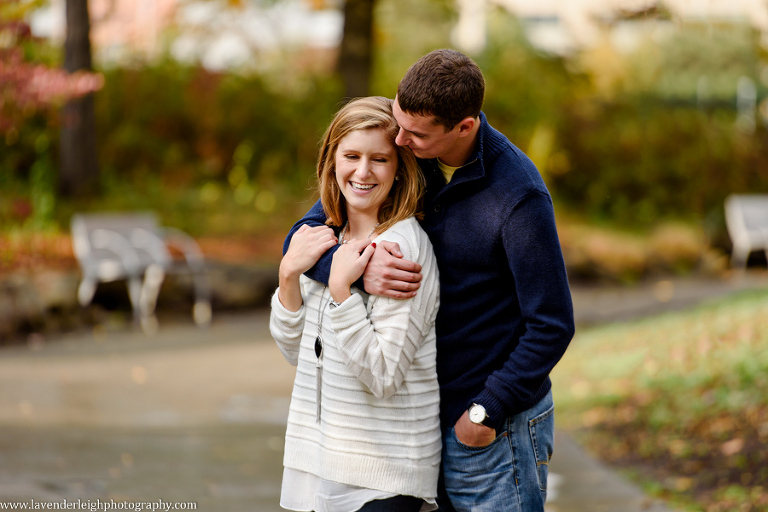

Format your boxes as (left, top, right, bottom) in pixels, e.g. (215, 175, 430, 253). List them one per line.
(270, 288, 305, 326)
(469, 389, 507, 431)
(326, 292, 365, 326)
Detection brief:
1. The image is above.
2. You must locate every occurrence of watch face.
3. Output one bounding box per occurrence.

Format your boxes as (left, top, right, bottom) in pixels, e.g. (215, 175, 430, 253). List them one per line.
(469, 405, 485, 423)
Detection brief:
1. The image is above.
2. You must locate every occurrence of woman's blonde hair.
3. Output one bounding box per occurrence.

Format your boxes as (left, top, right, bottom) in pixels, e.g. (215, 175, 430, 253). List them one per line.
(317, 96, 424, 232)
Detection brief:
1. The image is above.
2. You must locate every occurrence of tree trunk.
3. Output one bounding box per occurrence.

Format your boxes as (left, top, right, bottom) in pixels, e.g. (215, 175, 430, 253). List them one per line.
(59, 0, 99, 197)
(337, 0, 375, 101)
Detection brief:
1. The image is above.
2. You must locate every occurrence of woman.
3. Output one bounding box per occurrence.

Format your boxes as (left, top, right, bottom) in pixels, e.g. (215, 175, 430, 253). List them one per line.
(270, 96, 441, 512)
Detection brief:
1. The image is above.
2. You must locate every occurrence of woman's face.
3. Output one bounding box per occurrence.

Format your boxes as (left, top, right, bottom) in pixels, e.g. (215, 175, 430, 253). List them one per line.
(335, 128, 398, 219)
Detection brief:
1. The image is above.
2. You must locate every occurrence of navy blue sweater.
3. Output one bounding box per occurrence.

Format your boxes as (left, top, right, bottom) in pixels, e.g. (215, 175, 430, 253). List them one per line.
(284, 113, 575, 431)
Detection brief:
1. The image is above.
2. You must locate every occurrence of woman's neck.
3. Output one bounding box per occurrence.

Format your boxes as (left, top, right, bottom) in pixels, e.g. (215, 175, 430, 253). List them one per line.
(344, 212, 380, 242)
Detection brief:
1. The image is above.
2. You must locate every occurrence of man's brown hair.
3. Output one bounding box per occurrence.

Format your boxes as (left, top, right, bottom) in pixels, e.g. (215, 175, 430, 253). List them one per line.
(397, 49, 485, 130)
(317, 96, 424, 232)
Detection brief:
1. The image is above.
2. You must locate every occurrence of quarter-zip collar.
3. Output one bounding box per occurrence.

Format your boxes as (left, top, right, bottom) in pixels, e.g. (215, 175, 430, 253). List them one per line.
(420, 112, 495, 201)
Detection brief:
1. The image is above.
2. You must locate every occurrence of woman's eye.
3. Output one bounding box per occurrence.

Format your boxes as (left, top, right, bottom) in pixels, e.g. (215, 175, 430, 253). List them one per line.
(345, 154, 359, 160)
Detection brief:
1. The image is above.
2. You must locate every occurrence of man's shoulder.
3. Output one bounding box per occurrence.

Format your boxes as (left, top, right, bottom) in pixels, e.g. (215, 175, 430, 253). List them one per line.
(481, 124, 529, 166)
(479, 123, 548, 196)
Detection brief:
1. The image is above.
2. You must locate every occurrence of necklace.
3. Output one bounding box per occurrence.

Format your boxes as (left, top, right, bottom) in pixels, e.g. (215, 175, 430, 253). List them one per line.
(314, 287, 331, 423)
(313, 221, 378, 423)
(315, 288, 330, 358)
(339, 222, 380, 244)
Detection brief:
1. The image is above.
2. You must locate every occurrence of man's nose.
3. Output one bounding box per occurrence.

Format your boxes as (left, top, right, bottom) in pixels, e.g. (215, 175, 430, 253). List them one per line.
(395, 128, 408, 147)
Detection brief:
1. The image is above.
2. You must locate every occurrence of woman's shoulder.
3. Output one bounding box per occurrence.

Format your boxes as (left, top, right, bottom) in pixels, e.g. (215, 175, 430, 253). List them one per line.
(375, 217, 432, 263)
(379, 216, 426, 240)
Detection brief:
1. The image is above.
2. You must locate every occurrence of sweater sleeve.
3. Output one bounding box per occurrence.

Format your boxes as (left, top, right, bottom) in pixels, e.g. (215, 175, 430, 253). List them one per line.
(328, 228, 439, 399)
(283, 200, 336, 286)
(473, 191, 575, 425)
(269, 287, 307, 367)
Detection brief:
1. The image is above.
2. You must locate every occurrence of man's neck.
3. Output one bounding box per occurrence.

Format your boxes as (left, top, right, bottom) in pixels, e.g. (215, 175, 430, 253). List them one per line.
(438, 121, 480, 167)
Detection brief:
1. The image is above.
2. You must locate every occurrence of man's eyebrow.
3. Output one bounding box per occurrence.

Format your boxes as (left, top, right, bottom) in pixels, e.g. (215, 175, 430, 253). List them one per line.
(405, 128, 428, 138)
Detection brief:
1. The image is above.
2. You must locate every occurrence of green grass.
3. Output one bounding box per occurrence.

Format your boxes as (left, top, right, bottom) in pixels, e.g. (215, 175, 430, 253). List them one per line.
(552, 289, 768, 511)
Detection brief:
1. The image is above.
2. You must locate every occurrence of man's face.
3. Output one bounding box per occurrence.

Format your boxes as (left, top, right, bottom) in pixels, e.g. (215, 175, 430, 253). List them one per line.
(393, 97, 460, 161)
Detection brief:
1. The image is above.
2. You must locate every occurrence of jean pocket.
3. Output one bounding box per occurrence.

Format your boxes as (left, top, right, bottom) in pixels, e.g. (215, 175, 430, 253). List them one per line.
(528, 403, 555, 492)
(450, 426, 506, 452)
(444, 426, 516, 505)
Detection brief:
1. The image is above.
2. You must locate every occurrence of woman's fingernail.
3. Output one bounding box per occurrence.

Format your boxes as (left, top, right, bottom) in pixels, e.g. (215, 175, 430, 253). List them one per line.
(371, 242, 377, 249)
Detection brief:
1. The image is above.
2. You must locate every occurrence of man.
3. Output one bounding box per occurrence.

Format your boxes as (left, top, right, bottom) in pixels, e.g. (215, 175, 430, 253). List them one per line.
(284, 49, 575, 512)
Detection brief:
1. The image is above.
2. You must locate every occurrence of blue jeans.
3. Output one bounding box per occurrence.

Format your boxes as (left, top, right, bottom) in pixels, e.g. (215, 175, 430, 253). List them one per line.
(438, 391, 555, 512)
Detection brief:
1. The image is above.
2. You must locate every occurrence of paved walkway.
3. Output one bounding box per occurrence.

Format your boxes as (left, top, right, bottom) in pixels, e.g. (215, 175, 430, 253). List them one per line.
(0, 274, 765, 511)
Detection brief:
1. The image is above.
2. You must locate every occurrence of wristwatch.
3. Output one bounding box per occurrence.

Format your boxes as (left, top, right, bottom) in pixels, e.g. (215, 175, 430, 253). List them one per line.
(468, 403, 493, 428)
(329, 299, 343, 309)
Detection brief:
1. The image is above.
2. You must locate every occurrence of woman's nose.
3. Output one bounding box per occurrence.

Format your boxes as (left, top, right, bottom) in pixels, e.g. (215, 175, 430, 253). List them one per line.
(355, 158, 373, 177)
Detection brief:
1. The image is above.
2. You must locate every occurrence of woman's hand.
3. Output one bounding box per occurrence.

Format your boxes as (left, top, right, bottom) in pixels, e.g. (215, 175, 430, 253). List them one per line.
(278, 225, 337, 311)
(281, 224, 338, 277)
(329, 238, 376, 303)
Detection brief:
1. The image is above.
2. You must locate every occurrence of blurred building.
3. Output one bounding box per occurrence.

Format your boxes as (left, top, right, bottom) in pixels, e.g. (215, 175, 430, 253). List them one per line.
(28, 0, 768, 72)
(30, 0, 342, 71)
(34, 0, 177, 60)
(453, 0, 768, 54)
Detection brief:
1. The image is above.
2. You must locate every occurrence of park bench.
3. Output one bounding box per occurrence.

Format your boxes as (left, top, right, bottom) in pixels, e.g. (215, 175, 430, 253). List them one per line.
(724, 194, 768, 269)
(71, 212, 212, 333)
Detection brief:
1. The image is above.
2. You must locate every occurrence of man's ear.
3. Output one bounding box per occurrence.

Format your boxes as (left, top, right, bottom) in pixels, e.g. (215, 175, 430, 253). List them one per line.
(456, 116, 477, 137)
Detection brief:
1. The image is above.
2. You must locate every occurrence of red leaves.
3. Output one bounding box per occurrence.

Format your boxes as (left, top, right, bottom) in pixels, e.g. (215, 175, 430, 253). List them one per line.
(0, 17, 104, 134)
(0, 47, 104, 133)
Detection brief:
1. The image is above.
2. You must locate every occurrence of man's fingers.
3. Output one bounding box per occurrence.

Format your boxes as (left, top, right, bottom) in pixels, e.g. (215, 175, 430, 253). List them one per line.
(378, 289, 419, 300)
(386, 267, 423, 284)
(387, 280, 421, 293)
(378, 240, 403, 258)
(391, 259, 422, 275)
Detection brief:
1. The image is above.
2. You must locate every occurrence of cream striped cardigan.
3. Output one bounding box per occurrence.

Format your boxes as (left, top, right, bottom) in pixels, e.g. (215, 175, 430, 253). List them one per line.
(270, 217, 442, 499)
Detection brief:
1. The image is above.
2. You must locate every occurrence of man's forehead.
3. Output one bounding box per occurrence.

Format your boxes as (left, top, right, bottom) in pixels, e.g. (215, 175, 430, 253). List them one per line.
(393, 99, 440, 132)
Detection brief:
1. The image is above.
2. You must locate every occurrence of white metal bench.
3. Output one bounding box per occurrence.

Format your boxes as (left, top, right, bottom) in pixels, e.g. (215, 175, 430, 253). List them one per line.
(71, 212, 212, 332)
(724, 194, 768, 269)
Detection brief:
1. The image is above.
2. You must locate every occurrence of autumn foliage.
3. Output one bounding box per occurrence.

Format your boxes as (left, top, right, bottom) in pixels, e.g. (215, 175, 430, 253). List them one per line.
(0, 19, 103, 134)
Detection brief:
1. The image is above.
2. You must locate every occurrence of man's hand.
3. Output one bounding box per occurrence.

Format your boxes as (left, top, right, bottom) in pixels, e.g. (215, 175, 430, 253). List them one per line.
(454, 410, 496, 447)
(362, 241, 422, 299)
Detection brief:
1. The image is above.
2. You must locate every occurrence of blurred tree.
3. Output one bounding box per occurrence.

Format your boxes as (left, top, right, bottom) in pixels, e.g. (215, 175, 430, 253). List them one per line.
(0, 1, 102, 136)
(59, 0, 100, 197)
(337, 0, 375, 99)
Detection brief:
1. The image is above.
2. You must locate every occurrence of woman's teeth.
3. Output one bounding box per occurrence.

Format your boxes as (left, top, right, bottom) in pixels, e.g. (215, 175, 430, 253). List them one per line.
(351, 182, 376, 190)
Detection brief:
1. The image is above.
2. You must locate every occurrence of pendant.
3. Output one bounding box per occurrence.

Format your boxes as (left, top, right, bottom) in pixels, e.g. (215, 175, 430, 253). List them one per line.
(314, 336, 323, 358)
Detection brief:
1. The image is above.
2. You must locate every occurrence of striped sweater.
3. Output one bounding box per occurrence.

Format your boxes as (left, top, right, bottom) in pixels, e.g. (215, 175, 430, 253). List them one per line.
(270, 217, 442, 499)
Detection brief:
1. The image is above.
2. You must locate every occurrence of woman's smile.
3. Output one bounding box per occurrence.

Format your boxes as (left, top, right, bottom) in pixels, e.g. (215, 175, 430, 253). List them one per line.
(350, 181, 378, 191)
